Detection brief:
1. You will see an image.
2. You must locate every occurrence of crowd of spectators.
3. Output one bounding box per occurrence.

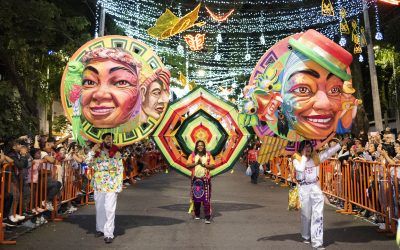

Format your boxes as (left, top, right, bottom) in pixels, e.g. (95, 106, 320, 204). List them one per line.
(0, 134, 165, 236)
(241, 127, 400, 228)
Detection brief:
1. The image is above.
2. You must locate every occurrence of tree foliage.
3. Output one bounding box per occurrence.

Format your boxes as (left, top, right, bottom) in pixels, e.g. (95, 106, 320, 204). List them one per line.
(374, 45, 400, 115)
(0, 0, 123, 138)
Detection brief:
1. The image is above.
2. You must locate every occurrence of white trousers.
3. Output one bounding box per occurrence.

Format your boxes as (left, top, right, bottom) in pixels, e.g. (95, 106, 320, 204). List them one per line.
(94, 191, 118, 238)
(299, 183, 324, 248)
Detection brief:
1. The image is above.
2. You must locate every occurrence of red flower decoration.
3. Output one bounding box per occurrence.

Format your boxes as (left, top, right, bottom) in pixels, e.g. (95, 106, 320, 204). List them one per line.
(69, 84, 82, 103)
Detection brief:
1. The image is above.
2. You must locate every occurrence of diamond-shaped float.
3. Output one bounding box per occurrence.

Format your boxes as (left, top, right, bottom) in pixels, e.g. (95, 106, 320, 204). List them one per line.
(153, 86, 251, 177)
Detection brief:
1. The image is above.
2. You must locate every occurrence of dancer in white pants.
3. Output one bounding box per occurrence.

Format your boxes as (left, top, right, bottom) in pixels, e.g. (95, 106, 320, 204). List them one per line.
(87, 133, 123, 244)
(293, 139, 342, 249)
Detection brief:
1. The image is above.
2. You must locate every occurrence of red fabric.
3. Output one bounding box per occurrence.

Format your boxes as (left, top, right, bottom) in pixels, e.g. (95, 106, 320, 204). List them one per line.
(297, 29, 352, 66)
(248, 149, 258, 162)
(94, 143, 119, 158)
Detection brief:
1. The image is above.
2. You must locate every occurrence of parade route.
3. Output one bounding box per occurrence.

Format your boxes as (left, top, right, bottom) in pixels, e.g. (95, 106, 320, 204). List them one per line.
(4, 163, 397, 250)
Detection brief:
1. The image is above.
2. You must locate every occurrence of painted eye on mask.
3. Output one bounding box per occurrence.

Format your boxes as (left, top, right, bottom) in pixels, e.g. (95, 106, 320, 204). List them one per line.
(82, 79, 97, 87)
(114, 80, 133, 87)
(328, 86, 342, 96)
(292, 86, 312, 96)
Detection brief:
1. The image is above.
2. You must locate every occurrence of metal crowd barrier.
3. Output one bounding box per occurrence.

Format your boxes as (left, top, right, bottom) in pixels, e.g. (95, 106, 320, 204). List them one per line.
(268, 157, 399, 235)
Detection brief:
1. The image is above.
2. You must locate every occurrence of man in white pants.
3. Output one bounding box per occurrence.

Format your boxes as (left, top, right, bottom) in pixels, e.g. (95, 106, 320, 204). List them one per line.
(293, 139, 344, 250)
(88, 133, 123, 244)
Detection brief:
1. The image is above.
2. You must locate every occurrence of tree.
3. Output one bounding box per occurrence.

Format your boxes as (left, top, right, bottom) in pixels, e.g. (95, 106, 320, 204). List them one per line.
(374, 44, 400, 131)
(0, 0, 92, 137)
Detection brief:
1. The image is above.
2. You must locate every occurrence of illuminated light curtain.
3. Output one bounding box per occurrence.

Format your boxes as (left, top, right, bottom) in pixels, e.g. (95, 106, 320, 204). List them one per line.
(98, 0, 366, 101)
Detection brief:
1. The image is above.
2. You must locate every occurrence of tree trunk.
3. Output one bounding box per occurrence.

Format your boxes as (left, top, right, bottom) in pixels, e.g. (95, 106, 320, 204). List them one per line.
(363, 2, 383, 132)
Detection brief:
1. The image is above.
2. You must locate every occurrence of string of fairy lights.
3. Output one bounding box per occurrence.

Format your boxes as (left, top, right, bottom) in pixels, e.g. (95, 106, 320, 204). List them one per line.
(95, 0, 384, 103)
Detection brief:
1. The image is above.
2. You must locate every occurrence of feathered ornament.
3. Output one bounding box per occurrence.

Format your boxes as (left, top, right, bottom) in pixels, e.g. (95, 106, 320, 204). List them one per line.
(148, 4, 205, 40)
(65, 61, 85, 146)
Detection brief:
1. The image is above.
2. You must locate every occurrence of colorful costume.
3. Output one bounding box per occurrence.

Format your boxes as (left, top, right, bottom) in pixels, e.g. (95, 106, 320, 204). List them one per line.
(292, 144, 340, 248)
(87, 144, 123, 239)
(188, 152, 215, 220)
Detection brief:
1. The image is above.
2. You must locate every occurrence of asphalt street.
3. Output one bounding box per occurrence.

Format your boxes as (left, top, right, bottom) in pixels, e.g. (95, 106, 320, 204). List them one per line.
(4, 162, 397, 250)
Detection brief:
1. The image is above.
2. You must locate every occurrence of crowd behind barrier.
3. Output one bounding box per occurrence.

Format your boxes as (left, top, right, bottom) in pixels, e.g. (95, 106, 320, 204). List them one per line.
(0, 135, 167, 245)
(262, 155, 400, 235)
(242, 128, 400, 237)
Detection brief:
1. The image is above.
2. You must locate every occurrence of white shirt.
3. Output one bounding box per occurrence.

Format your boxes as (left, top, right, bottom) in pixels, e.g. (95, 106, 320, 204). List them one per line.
(293, 144, 341, 183)
(41, 151, 54, 171)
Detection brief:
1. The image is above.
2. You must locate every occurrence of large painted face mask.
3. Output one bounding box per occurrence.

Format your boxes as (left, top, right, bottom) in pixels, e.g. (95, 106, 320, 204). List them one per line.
(241, 29, 360, 157)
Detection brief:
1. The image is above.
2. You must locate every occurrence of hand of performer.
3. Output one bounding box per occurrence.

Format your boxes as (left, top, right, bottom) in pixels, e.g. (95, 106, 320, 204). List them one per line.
(93, 143, 101, 152)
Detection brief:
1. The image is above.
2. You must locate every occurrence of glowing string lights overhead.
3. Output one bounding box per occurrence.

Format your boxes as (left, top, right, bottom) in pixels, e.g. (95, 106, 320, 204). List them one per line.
(97, 0, 374, 98)
(373, 0, 383, 40)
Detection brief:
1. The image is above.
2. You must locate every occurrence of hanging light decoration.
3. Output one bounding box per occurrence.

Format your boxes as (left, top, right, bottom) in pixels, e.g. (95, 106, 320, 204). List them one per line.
(373, 0, 384, 40)
(339, 8, 350, 34)
(215, 37, 221, 61)
(260, 33, 266, 45)
(338, 0, 348, 47)
(359, 26, 367, 47)
(177, 44, 184, 55)
(339, 37, 347, 46)
(184, 34, 206, 51)
(259, 12, 266, 45)
(205, 6, 235, 22)
(98, 0, 367, 97)
(216, 33, 223, 43)
(352, 19, 362, 54)
(245, 38, 251, 61)
(321, 0, 335, 16)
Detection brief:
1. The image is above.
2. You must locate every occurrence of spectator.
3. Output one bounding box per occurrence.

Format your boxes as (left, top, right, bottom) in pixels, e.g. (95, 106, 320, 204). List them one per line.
(1, 147, 16, 227)
(7, 139, 28, 223)
(28, 149, 45, 215)
(40, 137, 62, 211)
(247, 144, 260, 184)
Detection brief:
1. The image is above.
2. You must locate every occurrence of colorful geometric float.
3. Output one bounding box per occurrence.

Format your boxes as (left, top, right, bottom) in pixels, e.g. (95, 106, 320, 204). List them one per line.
(153, 86, 251, 177)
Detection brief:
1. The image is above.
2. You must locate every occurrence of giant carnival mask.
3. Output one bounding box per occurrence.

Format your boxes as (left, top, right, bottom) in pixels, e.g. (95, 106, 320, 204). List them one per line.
(61, 36, 170, 146)
(242, 29, 361, 148)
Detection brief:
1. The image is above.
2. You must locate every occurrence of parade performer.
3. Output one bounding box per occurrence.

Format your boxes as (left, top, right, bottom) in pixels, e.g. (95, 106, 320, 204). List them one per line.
(247, 144, 260, 184)
(186, 140, 215, 224)
(293, 138, 346, 249)
(87, 133, 123, 244)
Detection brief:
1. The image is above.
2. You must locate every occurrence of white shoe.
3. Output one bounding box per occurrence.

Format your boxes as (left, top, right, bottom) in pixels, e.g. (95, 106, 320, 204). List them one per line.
(302, 239, 311, 244)
(205, 219, 211, 224)
(313, 246, 325, 250)
(9, 215, 19, 223)
(40, 216, 48, 224)
(15, 214, 25, 221)
(194, 217, 200, 220)
(67, 206, 78, 213)
(46, 202, 54, 211)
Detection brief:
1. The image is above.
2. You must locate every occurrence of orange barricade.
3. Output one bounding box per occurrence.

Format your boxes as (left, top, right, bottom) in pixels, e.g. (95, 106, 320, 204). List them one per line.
(0, 163, 16, 244)
(0, 160, 95, 245)
(269, 157, 397, 234)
